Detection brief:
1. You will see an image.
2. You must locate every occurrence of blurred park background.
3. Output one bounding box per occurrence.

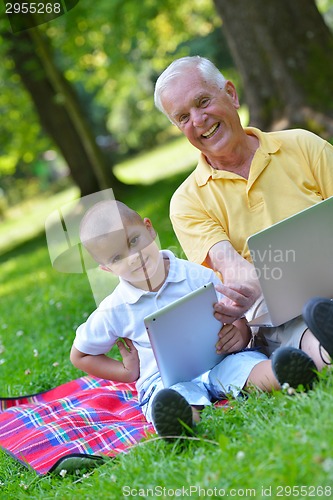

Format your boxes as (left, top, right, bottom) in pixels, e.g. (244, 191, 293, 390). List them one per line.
(0, 0, 333, 247)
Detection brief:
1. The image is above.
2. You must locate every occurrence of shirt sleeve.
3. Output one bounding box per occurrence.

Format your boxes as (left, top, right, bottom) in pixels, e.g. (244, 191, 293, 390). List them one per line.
(312, 140, 333, 199)
(170, 188, 229, 266)
(73, 306, 118, 355)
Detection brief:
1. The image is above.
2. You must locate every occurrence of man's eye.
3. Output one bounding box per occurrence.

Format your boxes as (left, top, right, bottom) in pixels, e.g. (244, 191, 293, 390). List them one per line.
(179, 114, 189, 124)
(200, 98, 210, 107)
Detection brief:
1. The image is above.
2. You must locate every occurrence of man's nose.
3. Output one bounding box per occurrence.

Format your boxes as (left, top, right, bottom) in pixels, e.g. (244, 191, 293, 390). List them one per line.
(191, 108, 206, 127)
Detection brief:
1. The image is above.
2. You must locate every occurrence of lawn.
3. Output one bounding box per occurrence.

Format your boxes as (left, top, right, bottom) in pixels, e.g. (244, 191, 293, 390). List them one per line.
(0, 144, 333, 498)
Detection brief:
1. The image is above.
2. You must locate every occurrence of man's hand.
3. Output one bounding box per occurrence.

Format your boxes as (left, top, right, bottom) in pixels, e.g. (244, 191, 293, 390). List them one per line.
(208, 240, 262, 322)
(215, 323, 250, 354)
(214, 283, 259, 323)
(117, 338, 140, 381)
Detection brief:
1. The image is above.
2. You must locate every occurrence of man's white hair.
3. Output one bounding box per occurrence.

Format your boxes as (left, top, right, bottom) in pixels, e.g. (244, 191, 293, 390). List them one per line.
(154, 56, 226, 119)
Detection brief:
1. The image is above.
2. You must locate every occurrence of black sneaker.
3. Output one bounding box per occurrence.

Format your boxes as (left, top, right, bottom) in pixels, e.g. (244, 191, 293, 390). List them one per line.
(152, 389, 193, 438)
(272, 346, 317, 389)
(302, 297, 333, 359)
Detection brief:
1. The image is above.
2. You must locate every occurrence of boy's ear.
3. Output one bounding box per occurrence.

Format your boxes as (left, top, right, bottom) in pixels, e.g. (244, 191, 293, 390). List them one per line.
(143, 217, 157, 239)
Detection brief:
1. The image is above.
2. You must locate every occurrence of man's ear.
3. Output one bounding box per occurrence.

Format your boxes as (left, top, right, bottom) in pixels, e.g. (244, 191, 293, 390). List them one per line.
(143, 217, 157, 239)
(224, 81, 240, 109)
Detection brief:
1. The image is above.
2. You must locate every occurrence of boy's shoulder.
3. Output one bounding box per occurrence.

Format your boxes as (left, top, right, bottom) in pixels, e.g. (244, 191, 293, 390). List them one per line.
(175, 254, 212, 269)
(173, 254, 218, 281)
(97, 281, 126, 310)
(164, 251, 223, 298)
(97, 277, 147, 311)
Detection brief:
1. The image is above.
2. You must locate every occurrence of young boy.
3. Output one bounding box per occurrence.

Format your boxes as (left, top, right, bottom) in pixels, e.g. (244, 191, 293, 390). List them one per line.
(70, 200, 316, 437)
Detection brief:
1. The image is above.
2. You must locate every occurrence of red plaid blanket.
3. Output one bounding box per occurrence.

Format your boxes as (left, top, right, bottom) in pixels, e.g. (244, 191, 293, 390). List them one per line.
(0, 376, 153, 475)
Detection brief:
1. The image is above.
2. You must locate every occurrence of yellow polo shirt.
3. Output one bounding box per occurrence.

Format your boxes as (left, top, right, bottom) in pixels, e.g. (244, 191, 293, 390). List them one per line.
(170, 127, 333, 264)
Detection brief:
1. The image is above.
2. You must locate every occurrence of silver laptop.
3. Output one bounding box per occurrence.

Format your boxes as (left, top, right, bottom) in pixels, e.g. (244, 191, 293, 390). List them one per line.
(247, 196, 333, 327)
(144, 282, 223, 387)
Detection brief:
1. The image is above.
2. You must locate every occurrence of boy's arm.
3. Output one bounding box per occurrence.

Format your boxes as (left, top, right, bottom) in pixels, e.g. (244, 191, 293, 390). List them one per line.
(70, 338, 140, 383)
(215, 317, 251, 354)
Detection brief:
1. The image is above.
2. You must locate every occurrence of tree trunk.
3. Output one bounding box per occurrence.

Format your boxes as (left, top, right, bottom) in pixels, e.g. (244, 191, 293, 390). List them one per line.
(6, 28, 123, 197)
(213, 0, 333, 136)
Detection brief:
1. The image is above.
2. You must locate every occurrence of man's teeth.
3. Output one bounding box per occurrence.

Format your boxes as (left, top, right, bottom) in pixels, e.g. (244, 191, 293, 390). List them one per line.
(202, 123, 219, 138)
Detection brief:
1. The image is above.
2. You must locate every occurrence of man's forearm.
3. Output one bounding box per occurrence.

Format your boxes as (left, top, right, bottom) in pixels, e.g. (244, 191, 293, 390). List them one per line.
(208, 240, 262, 299)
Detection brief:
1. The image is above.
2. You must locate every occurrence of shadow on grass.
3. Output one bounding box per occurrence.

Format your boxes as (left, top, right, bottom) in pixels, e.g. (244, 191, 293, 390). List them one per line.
(0, 231, 48, 265)
(117, 168, 191, 208)
(0, 231, 53, 288)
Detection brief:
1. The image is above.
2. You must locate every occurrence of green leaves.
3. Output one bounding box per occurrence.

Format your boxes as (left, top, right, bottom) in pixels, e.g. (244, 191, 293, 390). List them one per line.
(0, 0, 222, 175)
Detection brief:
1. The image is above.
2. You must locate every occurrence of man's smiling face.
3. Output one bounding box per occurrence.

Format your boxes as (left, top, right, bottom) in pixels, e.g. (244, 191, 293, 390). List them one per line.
(161, 69, 242, 162)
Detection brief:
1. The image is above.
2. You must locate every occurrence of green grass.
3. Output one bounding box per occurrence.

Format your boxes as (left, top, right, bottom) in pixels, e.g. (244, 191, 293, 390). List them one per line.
(1, 143, 333, 498)
(0, 186, 80, 255)
(113, 135, 199, 185)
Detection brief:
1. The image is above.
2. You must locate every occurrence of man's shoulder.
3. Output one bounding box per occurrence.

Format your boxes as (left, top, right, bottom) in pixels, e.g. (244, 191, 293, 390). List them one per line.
(251, 127, 327, 158)
(170, 164, 207, 216)
(171, 170, 197, 197)
(267, 128, 324, 145)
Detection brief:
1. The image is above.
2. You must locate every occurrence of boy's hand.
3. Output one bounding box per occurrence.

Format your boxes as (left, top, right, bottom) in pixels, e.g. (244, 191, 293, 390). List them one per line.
(216, 323, 249, 354)
(117, 338, 140, 381)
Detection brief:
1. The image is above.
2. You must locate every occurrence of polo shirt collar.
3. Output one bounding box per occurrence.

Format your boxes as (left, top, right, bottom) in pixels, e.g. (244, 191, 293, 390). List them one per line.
(194, 127, 281, 187)
(118, 250, 186, 304)
(195, 154, 215, 187)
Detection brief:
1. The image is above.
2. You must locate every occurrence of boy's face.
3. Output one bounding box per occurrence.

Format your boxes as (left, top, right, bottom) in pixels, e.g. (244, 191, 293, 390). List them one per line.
(91, 218, 163, 287)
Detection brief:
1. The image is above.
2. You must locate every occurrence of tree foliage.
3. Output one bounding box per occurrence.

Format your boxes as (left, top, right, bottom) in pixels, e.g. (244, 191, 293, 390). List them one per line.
(48, 0, 225, 152)
(0, 0, 225, 187)
(214, 0, 333, 135)
(0, 0, 332, 196)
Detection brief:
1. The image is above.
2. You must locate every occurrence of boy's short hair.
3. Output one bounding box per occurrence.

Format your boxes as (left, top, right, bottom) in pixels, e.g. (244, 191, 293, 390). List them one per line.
(80, 200, 144, 251)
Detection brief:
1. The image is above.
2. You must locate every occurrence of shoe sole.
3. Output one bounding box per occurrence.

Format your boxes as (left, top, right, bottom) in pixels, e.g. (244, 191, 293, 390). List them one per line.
(272, 347, 317, 389)
(152, 389, 193, 438)
(303, 297, 333, 358)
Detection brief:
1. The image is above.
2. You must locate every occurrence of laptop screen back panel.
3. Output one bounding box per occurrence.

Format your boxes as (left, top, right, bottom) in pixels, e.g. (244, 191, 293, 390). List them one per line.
(247, 197, 333, 326)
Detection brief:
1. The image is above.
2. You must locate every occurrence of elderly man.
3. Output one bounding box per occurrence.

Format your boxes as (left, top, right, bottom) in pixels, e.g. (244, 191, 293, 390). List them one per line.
(154, 55, 333, 375)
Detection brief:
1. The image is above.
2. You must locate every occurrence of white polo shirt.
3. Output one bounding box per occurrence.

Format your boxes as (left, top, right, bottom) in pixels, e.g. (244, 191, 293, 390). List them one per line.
(74, 250, 223, 399)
